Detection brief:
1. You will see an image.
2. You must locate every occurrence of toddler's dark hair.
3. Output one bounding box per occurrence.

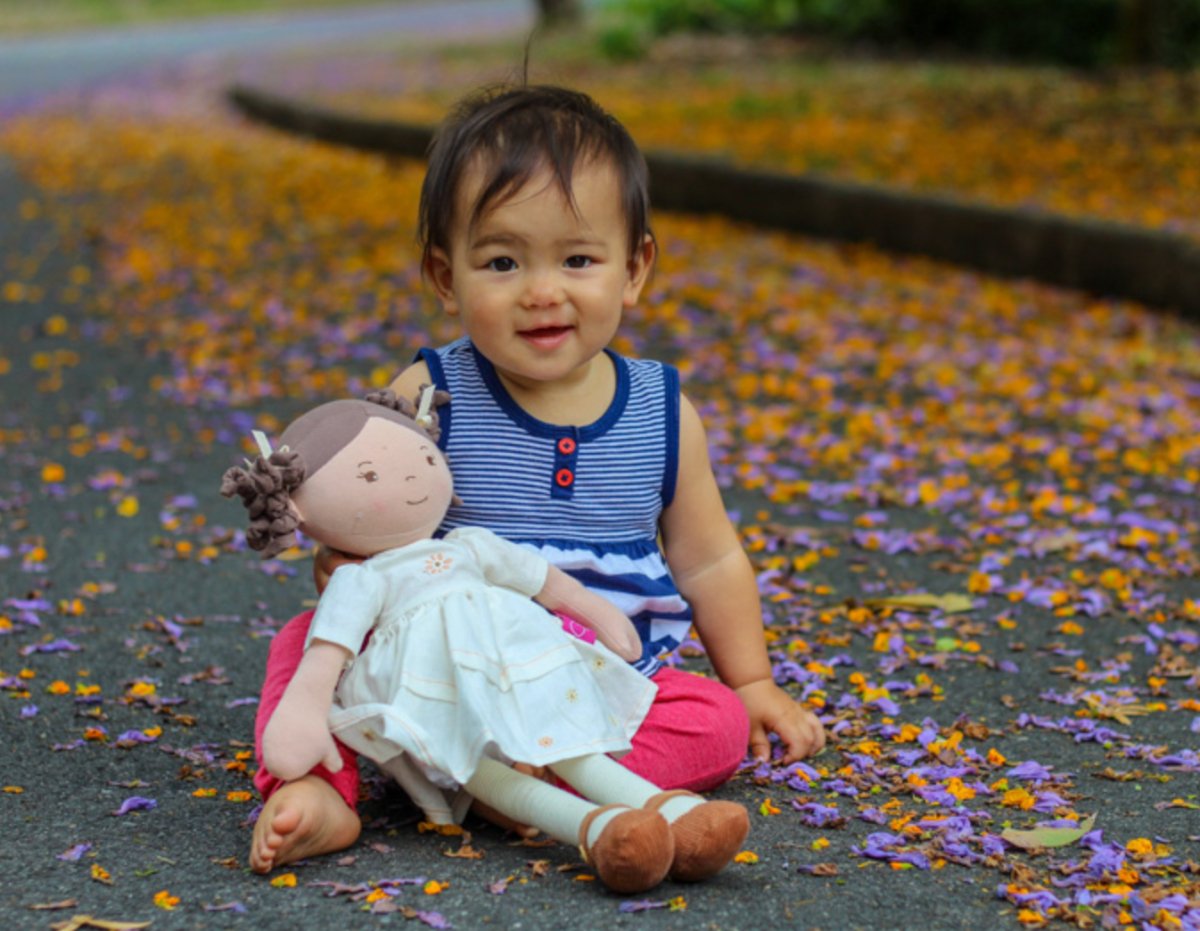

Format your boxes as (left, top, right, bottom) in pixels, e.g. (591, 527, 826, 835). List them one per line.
(418, 84, 652, 271)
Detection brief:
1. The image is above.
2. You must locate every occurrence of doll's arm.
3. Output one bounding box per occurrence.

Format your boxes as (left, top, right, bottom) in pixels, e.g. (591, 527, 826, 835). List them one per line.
(535, 565, 642, 661)
(261, 639, 350, 781)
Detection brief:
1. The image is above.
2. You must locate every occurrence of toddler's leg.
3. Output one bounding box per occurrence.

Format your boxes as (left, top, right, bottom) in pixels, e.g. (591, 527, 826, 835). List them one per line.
(466, 757, 672, 893)
(254, 610, 360, 805)
(552, 754, 749, 883)
(250, 610, 362, 873)
(619, 667, 750, 791)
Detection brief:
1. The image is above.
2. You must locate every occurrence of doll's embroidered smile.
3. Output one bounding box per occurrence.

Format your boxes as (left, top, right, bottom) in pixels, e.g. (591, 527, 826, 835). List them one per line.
(405, 479, 430, 506)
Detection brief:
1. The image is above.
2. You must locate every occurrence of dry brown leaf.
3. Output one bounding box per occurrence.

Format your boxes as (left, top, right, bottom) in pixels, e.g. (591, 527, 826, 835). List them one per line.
(28, 900, 78, 912)
(49, 918, 152, 931)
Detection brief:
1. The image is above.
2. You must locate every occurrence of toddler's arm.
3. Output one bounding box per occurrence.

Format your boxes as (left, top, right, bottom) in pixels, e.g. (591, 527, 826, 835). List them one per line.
(660, 394, 825, 763)
(313, 544, 363, 594)
(388, 361, 434, 411)
(535, 564, 642, 661)
(261, 639, 349, 781)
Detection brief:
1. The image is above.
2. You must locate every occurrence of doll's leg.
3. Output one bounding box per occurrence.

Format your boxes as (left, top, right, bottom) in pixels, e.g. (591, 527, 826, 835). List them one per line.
(550, 755, 750, 883)
(465, 757, 673, 893)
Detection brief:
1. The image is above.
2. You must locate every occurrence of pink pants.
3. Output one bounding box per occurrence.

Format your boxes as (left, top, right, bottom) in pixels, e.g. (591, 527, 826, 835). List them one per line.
(254, 610, 750, 810)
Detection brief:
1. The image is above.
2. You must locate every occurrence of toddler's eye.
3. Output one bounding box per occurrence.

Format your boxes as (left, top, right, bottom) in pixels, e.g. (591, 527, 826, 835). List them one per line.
(564, 255, 593, 269)
(487, 257, 517, 272)
(358, 470, 379, 483)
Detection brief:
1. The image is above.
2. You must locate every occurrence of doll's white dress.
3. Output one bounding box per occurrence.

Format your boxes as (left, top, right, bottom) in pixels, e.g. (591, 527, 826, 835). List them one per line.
(307, 526, 657, 824)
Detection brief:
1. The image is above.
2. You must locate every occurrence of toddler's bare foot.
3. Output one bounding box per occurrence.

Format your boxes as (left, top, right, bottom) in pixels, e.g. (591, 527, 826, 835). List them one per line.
(249, 775, 361, 873)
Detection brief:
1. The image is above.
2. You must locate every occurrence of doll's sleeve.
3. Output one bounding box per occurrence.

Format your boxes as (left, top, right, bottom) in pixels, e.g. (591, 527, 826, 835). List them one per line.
(449, 527, 548, 598)
(305, 563, 383, 655)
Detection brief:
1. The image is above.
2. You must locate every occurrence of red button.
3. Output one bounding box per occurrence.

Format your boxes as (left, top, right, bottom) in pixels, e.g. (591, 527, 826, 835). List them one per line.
(557, 437, 577, 455)
(556, 468, 574, 487)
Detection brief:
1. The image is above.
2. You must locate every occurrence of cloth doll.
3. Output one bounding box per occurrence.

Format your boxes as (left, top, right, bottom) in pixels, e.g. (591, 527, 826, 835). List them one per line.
(221, 388, 749, 894)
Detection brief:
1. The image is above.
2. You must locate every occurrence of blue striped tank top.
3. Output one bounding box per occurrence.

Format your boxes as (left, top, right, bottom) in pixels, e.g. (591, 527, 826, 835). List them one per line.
(419, 337, 690, 676)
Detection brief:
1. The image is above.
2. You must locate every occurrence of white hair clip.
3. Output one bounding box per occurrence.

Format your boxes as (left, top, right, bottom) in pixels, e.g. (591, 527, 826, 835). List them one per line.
(415, 384, 436, 430)
(252, 430, 274, 459)
(245, 430, 289, 468)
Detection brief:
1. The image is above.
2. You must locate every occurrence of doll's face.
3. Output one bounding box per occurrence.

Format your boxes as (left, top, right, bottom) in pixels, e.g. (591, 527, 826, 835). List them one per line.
(291, 417, 453, 556)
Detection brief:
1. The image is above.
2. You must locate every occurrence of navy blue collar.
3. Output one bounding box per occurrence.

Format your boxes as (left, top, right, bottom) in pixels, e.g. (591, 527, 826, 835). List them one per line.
(470, 342, 629, 442)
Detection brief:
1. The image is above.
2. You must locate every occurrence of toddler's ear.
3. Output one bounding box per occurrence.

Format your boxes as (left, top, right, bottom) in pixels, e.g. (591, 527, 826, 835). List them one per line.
(623, 235, 656, 308)
(426, 247, 459, 315)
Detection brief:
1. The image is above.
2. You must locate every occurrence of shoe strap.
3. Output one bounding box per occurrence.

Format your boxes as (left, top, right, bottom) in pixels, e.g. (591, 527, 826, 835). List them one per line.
(643, 790, 699, 813)
(577, 803, 632, 864)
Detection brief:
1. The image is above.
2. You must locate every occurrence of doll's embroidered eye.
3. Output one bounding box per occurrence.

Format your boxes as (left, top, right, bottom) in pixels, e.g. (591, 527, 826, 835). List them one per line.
(358, 470, 379, 483)
(426, 455, 436, 466)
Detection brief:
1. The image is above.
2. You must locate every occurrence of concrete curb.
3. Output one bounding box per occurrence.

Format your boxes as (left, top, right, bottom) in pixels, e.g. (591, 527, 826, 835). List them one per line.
(227, 84, 1199, 319)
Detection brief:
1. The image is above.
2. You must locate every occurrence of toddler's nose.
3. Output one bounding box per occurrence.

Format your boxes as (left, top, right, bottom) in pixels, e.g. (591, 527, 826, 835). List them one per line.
(521, 273, 564, 309)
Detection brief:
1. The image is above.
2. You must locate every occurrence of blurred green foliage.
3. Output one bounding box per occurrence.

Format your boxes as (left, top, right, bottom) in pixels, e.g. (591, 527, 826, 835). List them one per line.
(598, 0, 1200, 67)
(600, 0, 800, 38)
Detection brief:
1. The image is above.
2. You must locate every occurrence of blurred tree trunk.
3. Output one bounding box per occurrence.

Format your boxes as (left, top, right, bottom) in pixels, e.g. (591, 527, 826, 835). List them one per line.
(1118, 0, 1163, 64)
(536, 0, 584, 29)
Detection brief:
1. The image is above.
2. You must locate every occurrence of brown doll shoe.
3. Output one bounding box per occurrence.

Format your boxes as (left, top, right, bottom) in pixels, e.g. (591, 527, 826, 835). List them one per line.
(644, 790, 750, 882)
(578, 804, 674, 894)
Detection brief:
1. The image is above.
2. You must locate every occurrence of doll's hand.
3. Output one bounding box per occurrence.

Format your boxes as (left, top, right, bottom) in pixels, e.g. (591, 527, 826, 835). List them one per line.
(535, 566, 641, 661)
(261, 641, 349, 781)
(262, 699, 344, 782)
(734, 678, 826, 765)
(313, 544, 363, 595)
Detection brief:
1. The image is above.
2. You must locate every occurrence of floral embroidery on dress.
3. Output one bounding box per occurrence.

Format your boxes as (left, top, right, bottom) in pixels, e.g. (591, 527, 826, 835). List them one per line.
(592, 657, 607, 671)
(565, 688, 579, 703)
(424, 553, 454, 575)
(538, 736, 554, 748)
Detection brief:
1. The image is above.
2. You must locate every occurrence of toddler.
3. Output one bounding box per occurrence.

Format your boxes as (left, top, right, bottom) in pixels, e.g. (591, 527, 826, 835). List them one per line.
(250, 83, 825, 874)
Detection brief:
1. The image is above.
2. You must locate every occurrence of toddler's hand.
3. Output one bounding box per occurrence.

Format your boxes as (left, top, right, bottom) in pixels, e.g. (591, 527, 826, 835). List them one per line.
(313, 544, 363, 594)
(734, 679, 826, 764)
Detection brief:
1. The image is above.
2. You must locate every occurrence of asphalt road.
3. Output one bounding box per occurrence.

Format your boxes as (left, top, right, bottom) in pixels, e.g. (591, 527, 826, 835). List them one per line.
(1, 7, 1198, 931)
(0, 0, 532, 104)
(1, 149, 1196, 929)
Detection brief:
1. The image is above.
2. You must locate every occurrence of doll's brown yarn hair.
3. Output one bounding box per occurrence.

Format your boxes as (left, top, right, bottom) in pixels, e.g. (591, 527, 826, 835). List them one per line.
(220, 388, 449, 557)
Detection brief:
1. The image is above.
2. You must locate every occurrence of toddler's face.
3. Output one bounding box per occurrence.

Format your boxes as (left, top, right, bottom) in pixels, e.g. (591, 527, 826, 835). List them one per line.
(428, 158, 653, 394)
(293, 417, 453, 556)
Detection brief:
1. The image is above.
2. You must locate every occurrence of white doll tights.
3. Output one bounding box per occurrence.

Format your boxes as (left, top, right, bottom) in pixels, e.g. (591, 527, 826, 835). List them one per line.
(464, 754, 704, 849)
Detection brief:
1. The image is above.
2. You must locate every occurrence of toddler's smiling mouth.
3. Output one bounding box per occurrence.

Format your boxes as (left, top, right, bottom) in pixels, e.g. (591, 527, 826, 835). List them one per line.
(519, 325, 573, 347)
